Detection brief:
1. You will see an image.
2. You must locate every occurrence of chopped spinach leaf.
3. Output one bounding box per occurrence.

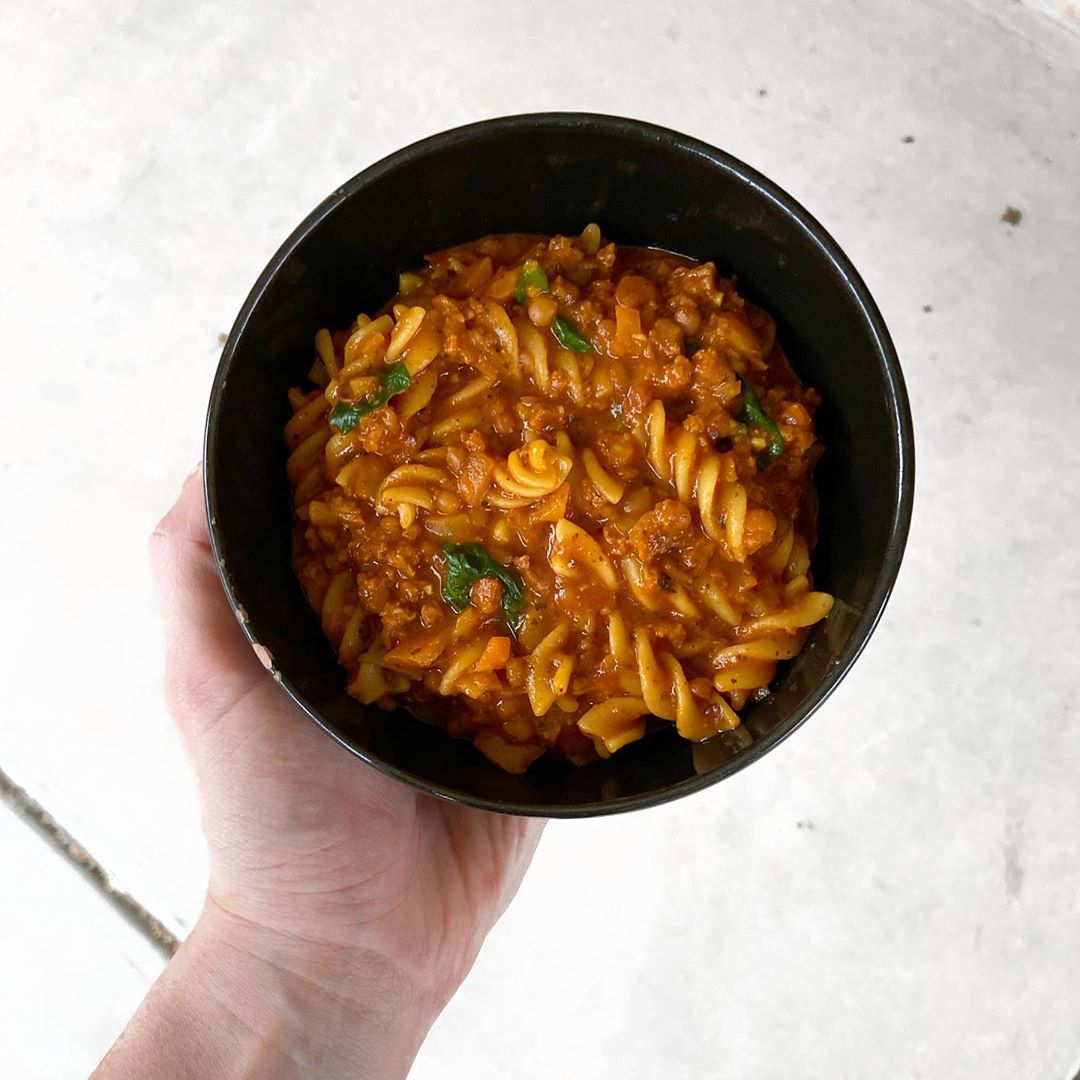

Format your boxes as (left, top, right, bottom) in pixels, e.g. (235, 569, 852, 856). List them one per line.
(735, 373, 785, 464)
(552, 314, 592, 353)
(441, 542, 525, 628)
(328, 361, 412, 434)
(514, 259, 550, 304)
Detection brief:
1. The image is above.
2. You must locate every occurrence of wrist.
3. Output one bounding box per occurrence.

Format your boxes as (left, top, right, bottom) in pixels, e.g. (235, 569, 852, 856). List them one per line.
(191, 896, 436, 1080)
(95, 894, 438, 1080)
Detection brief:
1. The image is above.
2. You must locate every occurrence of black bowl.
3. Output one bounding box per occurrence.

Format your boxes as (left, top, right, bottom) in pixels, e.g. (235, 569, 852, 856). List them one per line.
(205, 113, 914, 817)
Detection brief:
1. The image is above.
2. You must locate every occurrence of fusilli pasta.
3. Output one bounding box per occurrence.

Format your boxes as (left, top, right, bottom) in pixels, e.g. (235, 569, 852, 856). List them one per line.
(286, 227, 832, 771)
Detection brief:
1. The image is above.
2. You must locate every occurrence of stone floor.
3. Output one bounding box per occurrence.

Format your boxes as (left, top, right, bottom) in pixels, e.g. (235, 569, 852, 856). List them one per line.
(2, 0, 1078, 1076)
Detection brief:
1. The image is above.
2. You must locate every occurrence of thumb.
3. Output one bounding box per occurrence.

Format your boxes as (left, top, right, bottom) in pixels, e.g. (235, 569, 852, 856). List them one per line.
(149, 466, 269, 745)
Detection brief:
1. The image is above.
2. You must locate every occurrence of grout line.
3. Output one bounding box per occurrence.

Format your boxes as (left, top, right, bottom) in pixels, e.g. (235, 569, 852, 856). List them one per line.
(0, 764, 179, 960)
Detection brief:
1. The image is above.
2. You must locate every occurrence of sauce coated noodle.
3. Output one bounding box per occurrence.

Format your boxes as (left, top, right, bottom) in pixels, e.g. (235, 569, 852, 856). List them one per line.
(285, 228, 832, 772)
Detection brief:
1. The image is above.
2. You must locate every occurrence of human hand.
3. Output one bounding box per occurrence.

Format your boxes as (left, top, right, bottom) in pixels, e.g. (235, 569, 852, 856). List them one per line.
(95, 467, 544, 1079)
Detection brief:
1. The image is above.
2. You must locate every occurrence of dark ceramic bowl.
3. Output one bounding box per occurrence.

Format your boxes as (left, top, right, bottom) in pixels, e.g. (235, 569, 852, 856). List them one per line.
(205, 113, 913, 817)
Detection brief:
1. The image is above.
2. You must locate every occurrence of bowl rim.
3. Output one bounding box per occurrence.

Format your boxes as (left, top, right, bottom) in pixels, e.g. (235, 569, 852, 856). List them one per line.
(204, 111, 915, 817)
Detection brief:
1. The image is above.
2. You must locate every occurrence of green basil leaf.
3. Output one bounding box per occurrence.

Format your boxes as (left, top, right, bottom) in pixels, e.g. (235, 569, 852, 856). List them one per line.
(328, 398, 376, 434)
(441, 543, 482, 613)
(514, 259, 550, 304)
(441, 542, 525, 629)
(328, 361, 413, 434)
(552, 314, 592, 353)
(380, 360, 412, 397)
(498, 575, 525, 627)
(735, 373, 785, 464)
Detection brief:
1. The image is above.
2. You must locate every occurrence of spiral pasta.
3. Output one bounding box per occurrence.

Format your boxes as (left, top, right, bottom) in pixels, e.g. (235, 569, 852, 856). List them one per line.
(286, 227, 832, 772)
(638, 400, 747, 557)
(489, 439, 573, 508)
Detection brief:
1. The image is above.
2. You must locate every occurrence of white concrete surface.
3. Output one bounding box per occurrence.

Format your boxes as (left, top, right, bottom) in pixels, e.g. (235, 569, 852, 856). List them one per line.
(0, 805, 164, 1078)
(1, 0, 1078, 1077)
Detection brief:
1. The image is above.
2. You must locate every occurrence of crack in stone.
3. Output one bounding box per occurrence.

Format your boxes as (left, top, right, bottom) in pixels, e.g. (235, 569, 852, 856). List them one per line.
(0, 764, 179, 958)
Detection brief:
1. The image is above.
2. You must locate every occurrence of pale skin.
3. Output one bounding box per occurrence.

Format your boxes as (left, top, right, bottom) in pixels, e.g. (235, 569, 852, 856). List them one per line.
(93, 468, 545, 1079)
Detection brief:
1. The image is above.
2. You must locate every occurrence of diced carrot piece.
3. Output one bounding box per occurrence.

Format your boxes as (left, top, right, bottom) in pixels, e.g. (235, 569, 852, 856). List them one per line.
(474, 636, 512, 672)
(613, 304, 642, 356)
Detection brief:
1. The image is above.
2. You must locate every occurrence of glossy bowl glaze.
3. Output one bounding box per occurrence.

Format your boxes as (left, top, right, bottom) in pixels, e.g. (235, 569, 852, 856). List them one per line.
(205, 113, 914, 816)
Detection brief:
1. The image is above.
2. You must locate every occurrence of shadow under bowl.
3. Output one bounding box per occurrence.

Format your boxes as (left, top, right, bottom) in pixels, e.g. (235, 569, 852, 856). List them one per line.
(205, 112, 914, 817)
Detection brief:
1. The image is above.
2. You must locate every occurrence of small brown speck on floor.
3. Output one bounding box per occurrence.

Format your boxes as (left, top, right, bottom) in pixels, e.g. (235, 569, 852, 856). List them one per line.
(922, 304, 933, 313)
(1001, 206, 1022, 226)
(757, 87, 767, 97)
(217, 332, 227, 346)
(902, 135, 915, 144)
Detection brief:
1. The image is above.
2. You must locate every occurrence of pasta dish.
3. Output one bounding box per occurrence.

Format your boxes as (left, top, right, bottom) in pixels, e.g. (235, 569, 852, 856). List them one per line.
(284, 227, 832, 772)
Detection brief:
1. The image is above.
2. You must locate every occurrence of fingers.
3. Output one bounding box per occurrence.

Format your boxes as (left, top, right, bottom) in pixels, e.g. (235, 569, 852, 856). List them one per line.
(149, 467, 266, 742)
